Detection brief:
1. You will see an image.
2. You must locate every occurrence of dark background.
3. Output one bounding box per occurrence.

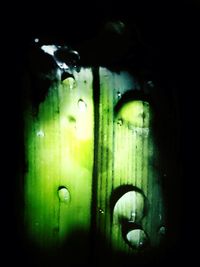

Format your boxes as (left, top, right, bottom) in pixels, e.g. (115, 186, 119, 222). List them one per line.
(3, 0, 199, 266)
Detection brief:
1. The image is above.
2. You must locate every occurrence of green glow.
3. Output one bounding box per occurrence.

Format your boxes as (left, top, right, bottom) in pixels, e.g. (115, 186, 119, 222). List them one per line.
(24, 68, 94, 248)
(96, 68, 165, 255)
(24, 67, 166, 258)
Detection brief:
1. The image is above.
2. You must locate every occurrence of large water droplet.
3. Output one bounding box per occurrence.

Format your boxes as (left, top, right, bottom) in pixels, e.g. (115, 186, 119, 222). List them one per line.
(78, 99, 87, 112)
(113, 190, 145, 224)
(58, 186, 70, 203)
(117, 100, 150, 128)
(126, 229, 148, 249)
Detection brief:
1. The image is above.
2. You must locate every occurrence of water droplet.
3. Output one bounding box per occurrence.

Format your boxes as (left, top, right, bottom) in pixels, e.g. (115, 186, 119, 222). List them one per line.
(126, 229, 148, 249)
(113, 190, 145, 224)
(78, 99, 87, 112)
(117, 91, 121, 98)
(146, 80, 154, 88)
(34, 38, 39, 43)
(117, 118, 123, 126)
(158, 226, 166, 235)
(58, 186, 70, 203)
(36, 130, 45, 137)
(99, 208, 104, 214)
(117, 100, 150, 128)
(139, 241, 143, 247)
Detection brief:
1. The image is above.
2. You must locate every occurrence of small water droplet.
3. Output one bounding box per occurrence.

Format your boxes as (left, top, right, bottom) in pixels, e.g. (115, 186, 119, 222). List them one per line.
(99, 208, 104, 214)
(117, 118, 123, 126)
(58, 186, 70, 203)
(158, 226, 166, 235)
(75, 65, 81, 73)
(34, 38, 39, 43)
(146, 80, 154, 88)
(117, 91, 121, 98)
(78, 99, 87, 112)
(36, 130, 45, 137)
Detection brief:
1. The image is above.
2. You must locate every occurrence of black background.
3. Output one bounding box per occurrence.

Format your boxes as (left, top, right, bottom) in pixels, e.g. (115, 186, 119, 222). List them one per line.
(3, 0, 199, 266)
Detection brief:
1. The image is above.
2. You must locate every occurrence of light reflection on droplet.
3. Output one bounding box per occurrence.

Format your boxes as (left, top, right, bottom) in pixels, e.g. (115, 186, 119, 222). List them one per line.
(36, 130, 45, 137)
(57, 62, 69, 70)
(34, 38, 39, 43)
(58, 186, 70, 203)
(41, 45, 57, 56)
(139, 241, 143, 247)
(129, 211, 136, 222)
(78, 99, 87, 112)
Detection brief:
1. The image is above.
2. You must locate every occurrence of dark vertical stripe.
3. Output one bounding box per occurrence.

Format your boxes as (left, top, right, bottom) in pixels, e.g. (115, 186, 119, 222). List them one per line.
(90, 67, 100, 262)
